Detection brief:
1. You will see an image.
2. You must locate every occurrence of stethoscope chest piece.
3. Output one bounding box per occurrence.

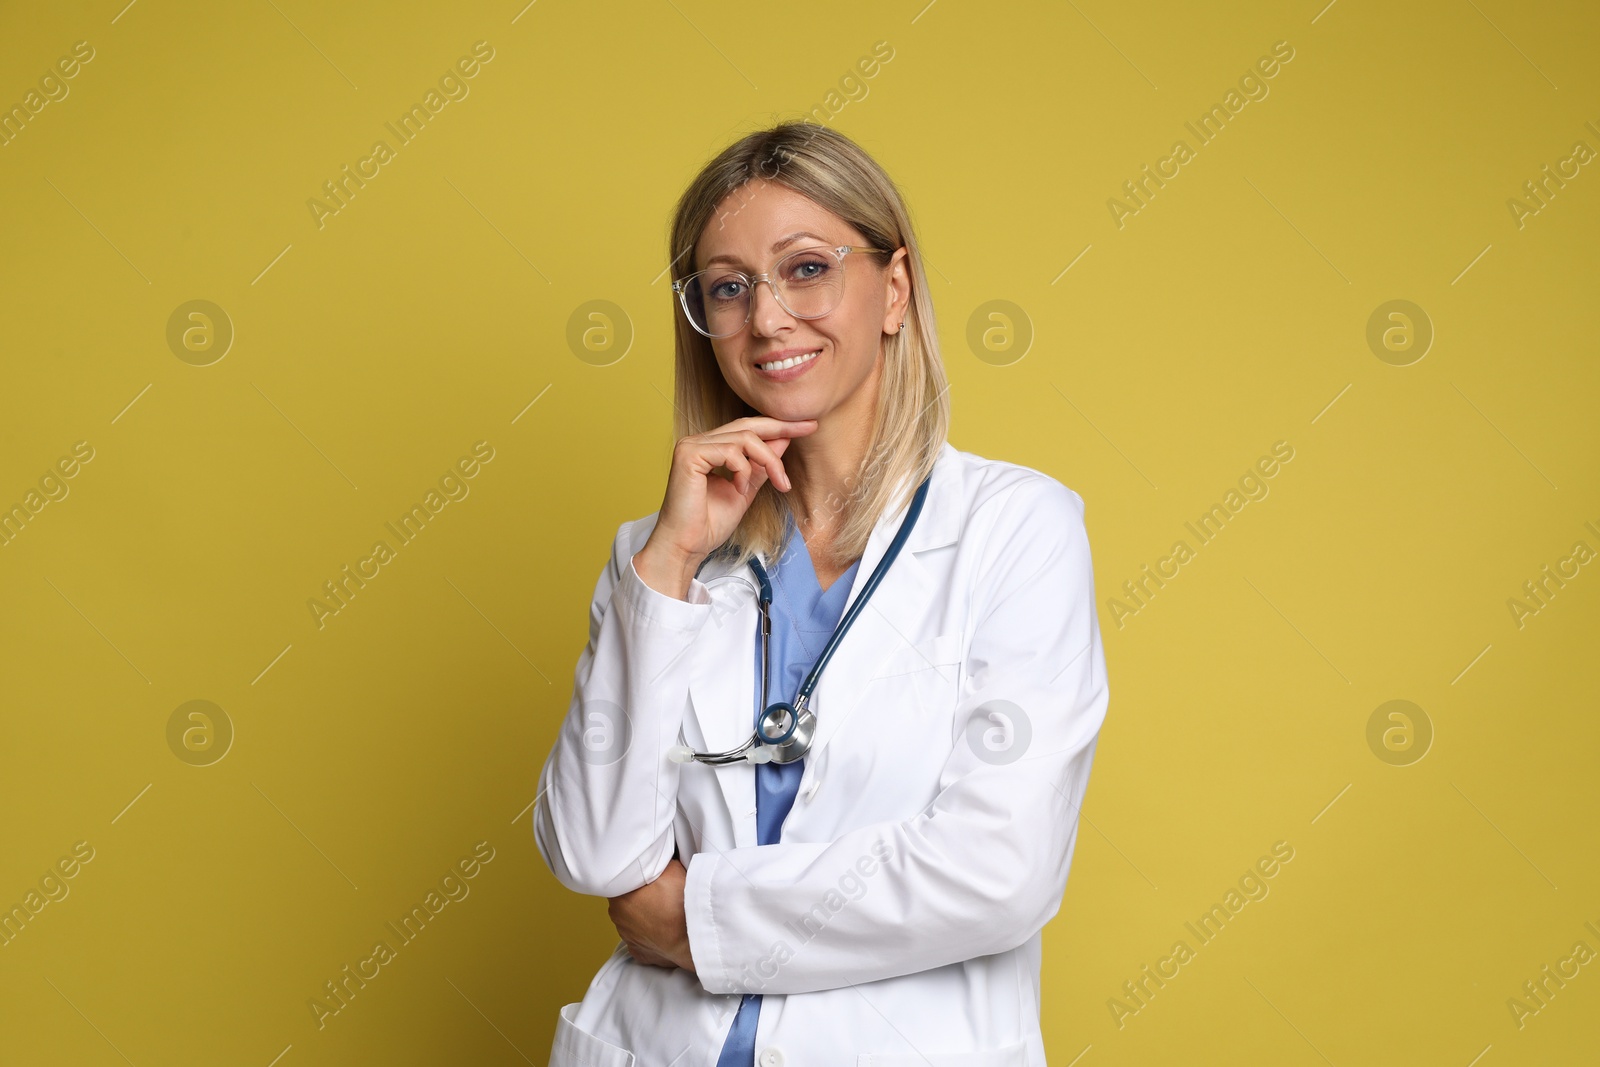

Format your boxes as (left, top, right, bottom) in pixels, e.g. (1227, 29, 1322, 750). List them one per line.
(754, 699, 814, 765)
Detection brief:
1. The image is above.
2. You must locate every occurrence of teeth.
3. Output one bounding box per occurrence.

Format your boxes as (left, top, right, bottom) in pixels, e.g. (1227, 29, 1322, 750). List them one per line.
(759, 350, 820, 373)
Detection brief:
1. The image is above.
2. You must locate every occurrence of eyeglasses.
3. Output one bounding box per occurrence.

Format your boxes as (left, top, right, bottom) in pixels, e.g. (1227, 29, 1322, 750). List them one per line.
(672, 245, 891, 339)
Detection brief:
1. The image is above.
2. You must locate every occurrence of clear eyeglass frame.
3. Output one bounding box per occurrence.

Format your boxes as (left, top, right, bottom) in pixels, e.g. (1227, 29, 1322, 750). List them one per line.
(671, 244, 893, 339)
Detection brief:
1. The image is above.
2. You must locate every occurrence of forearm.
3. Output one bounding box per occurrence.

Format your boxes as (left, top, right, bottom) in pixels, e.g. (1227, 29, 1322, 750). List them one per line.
(683, 745, 1099, 995)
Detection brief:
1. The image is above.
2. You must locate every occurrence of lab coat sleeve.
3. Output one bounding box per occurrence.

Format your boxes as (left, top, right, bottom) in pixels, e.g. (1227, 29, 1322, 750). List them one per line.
(533, 517, 718, 898)
(682, 477, 1110, 994)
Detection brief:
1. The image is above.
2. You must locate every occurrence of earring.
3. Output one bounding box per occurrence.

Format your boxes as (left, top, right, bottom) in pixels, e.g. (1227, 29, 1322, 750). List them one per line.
(898, 321, 906, 332)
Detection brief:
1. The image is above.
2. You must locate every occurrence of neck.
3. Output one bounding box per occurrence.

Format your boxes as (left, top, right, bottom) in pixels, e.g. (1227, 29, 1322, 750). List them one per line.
(787, 407, 875, 545)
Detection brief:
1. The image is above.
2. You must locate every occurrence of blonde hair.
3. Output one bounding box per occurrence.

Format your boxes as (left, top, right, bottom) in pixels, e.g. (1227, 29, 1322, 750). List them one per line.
(666, 121, 949, 571)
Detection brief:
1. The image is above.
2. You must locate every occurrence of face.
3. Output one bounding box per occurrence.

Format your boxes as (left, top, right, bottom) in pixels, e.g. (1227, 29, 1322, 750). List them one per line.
(691, 181, 909, 426)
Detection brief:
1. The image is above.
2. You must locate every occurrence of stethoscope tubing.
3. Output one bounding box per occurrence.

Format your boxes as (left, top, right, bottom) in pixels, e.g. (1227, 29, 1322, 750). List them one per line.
(672, 472, 932, 766)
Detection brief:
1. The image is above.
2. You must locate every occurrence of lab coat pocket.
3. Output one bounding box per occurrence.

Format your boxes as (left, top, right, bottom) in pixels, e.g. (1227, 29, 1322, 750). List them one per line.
(878, 633, 963, 725)
(856, 1042, 1028, 1067)
(549, 1002, 636, 1067)
(871, 633, 962, 680)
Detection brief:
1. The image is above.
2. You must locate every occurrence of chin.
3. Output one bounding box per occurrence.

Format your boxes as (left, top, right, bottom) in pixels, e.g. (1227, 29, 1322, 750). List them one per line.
(766, 390, 827, 416)
(756, 404, 819, 423)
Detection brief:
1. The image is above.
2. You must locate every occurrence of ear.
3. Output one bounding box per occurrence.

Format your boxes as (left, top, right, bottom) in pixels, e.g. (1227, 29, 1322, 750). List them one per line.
(881, 246, 911, 335)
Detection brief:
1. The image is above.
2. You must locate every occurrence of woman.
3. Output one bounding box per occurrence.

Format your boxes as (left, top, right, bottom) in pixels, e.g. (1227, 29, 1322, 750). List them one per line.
(534, 121, 1110, 1066)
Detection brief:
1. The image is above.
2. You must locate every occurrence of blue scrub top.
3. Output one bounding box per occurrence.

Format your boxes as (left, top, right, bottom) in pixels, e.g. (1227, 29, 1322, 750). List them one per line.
(716, 515, 861, 1066)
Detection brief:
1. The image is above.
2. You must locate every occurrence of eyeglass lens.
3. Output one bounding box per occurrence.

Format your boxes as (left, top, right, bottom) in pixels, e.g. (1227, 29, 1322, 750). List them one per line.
(682, 248, 846, 337)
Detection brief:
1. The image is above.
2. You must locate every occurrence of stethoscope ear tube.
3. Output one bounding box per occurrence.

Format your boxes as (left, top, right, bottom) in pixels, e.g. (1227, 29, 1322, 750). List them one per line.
(671, 472, 933, 768)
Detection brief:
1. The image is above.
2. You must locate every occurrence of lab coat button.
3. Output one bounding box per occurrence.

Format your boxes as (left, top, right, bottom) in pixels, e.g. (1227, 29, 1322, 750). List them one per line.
(758, 1048, 784, 1067)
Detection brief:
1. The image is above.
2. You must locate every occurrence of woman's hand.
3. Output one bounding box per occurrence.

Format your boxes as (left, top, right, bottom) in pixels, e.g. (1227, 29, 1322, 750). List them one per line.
(608, 857, 695, 972)
(634, 416, 816, 599)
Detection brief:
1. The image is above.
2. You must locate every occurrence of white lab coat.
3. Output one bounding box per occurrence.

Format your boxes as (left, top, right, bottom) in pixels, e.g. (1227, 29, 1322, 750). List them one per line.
(534, 440, 1109, 1067)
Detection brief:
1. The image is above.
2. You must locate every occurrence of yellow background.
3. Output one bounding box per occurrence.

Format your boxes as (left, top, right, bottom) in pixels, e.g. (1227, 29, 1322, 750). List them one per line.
(2, 0, 1596, 1063)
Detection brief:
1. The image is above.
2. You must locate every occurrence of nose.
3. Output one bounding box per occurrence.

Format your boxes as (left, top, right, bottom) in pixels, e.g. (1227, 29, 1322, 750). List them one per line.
(749, 277, 795, 336)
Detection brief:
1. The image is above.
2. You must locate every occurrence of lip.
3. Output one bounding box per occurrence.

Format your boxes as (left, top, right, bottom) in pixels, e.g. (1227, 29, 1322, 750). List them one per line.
(753, 347, 822, 382)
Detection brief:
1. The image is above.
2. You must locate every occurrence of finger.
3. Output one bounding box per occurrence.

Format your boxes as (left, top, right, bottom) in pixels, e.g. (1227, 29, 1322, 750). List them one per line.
(725, 429, 791, 492)
(724, 454, 778, 494)
(717, 447, 753, 496)
(683, 431, 792, 504)
(766, 437, 793, 490)
(745, 464, 769, 499)
(737, 468, 769, 504)
(688, 440, 748, 491)
(624, 942, 671, 967)
(756, 434, 792, 492)
(692, 420, 810, 486)
(708, 421, 814, 453)
(699, 438, 767, 497)
(724, 415, 818, 439)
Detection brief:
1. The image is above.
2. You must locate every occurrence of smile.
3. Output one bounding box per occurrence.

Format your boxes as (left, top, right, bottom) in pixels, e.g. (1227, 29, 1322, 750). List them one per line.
(757, 350, 820, 373)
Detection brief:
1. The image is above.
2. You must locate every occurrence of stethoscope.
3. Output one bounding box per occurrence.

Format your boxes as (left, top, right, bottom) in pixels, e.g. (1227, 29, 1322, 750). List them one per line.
(667, 472, 932, 768)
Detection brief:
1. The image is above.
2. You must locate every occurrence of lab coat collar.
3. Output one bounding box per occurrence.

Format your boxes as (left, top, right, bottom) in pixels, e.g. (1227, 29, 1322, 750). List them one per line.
(684, 440, 962, 837)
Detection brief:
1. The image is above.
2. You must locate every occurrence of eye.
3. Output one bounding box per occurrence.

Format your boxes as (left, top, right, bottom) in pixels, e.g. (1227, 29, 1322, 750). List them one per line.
(782, 254, 833, 285)
(706, 278, 746, 301)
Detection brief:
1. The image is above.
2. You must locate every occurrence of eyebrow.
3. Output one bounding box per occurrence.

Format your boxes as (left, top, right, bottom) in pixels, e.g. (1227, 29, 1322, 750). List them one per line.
(703, 231, 832, 268)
